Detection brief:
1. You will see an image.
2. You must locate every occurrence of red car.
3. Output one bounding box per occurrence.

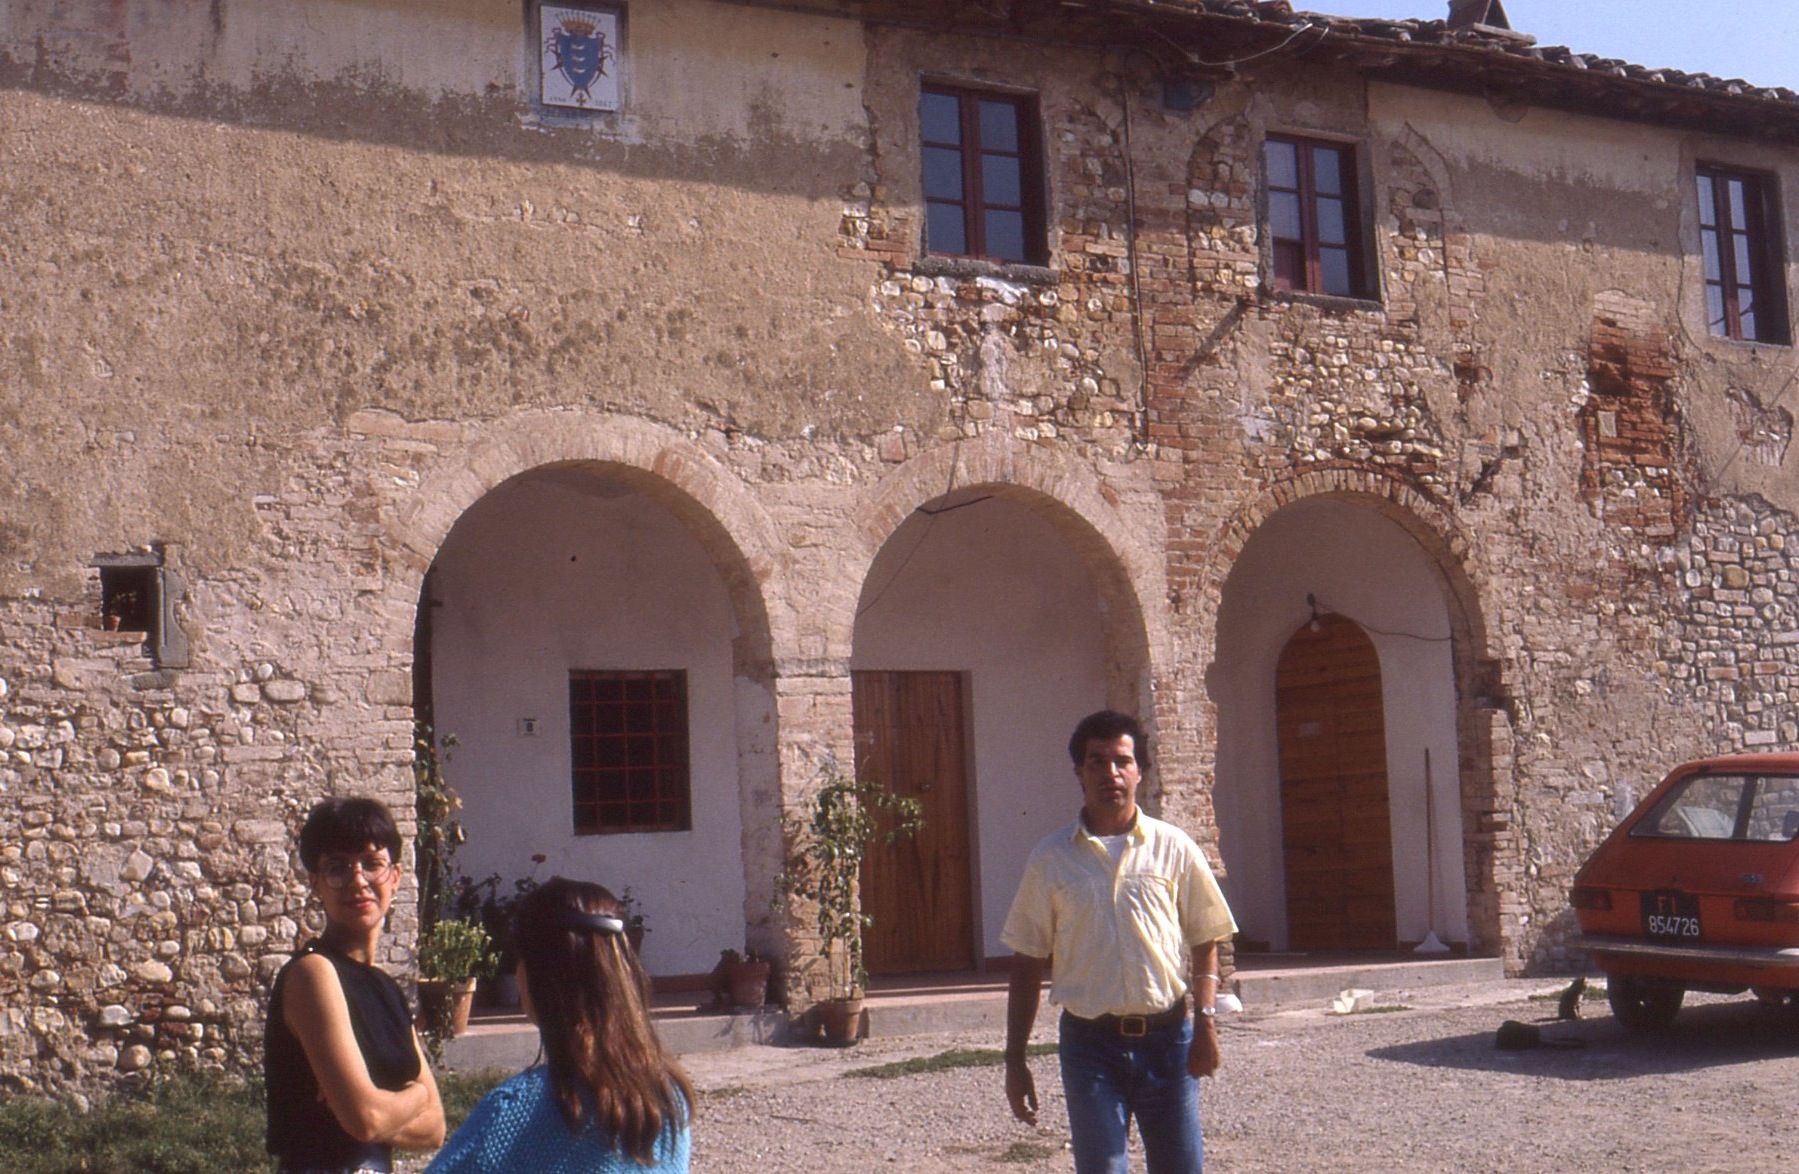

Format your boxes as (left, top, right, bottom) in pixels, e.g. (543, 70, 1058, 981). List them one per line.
(1570, 753, 1799, 1029)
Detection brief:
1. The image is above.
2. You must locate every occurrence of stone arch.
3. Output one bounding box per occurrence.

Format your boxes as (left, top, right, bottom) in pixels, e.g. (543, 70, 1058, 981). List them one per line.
(1201, 466, 1490, 657)
(844, 438, 1170, 970)
(370, 409, 792, 962)
(1200, 465, 1517, 963)
(856, 438, 1169, 712)
(379, 410, 787, 676)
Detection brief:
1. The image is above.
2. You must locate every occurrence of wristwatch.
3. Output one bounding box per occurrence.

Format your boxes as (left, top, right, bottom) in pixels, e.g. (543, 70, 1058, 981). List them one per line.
(1196, 1004, 1217, 1018)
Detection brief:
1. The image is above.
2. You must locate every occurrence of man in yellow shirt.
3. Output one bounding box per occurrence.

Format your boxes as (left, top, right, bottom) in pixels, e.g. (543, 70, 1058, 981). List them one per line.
(1001, 710, 1237, 1173)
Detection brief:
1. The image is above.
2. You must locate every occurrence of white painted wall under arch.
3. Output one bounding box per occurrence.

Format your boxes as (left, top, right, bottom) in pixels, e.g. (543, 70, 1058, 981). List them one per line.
(427, 467, 750, 976)
(851, 492, 1113, 962)
(1212, 496, 1469, 953)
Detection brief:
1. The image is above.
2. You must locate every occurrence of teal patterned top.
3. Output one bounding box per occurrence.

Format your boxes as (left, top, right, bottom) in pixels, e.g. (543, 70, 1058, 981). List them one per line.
(425, 1066, 690, 1173)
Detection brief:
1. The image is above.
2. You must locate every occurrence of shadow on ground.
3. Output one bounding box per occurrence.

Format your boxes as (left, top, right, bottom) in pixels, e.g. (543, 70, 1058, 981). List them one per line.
(1366, 998, 1799, 1080)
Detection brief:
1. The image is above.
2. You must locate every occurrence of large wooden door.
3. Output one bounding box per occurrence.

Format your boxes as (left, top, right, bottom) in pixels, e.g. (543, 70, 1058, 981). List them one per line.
(853, 670, 975, 974)
(1276, 614, 1397, 951)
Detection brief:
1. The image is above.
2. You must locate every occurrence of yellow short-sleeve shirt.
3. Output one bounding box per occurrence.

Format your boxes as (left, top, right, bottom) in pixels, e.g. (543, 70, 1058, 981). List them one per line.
(1000, 811, 1237, 1020)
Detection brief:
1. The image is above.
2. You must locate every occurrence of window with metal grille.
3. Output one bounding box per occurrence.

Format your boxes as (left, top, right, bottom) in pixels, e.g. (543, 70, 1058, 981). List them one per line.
(1697, 166, 1788, 344)
(1264, 134, 1371, 299)
(920, 84, 1047, 266)
(569, 670, 691, 834)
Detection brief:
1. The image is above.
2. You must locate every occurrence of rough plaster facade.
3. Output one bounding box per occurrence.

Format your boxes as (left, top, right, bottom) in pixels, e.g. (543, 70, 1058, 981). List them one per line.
(3, 0, 1799, 1094)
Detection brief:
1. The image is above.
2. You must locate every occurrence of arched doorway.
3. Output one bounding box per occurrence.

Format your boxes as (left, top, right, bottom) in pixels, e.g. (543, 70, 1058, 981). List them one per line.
(1276, 613, 1396, 951)
(1212, 495, 1468, 954)
(424, 463, 764, 978)
(850, 486, 1143, 973)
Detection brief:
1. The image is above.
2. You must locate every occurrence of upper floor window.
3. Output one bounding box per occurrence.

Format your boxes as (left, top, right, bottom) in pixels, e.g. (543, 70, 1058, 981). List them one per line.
(1264, 134, 1371, 299)
(920, 85, 1048, 266)
(1697, 165, 1788, 344)
(569, 669, 691, 835)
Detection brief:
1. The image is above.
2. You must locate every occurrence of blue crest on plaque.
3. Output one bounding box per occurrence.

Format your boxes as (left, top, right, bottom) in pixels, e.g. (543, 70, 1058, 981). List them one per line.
(541, 7, 620, 111)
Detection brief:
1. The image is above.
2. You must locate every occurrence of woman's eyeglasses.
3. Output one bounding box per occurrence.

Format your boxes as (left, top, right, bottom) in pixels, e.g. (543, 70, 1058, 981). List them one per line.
(319, 856, 397, 889)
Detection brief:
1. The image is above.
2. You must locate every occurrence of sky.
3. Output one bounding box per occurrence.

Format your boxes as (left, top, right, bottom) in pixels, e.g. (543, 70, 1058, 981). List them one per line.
(1300, 1, 1799, 90)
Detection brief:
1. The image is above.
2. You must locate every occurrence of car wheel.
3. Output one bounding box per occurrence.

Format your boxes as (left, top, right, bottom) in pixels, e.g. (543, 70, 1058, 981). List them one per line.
(1608, 976, 1683, 1029)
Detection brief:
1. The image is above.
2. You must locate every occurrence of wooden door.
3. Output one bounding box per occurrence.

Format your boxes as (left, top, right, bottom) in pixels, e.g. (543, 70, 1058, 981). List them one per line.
(853, 670, 975, 974)
(1276, 614, 1397, 951)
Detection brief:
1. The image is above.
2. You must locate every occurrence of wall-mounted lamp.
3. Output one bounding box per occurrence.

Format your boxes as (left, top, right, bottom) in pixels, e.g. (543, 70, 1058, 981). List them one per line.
(1306, 593, 1323, 632)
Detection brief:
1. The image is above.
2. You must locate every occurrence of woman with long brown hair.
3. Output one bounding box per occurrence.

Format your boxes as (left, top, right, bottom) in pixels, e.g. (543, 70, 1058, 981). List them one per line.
(426, 877, 693, 1171)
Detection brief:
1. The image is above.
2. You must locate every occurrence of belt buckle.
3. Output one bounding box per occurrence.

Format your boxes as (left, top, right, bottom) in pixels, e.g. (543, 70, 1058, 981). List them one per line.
(1118, 1014, 1149, 1037)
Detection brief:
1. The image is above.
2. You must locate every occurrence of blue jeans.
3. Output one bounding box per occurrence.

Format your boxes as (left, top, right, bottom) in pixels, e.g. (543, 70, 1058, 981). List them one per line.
(1058, 1010, 1203, 1174)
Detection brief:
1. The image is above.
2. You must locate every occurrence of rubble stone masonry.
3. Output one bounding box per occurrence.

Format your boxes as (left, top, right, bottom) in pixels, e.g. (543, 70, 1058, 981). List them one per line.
(3, 0, 1798, 1094)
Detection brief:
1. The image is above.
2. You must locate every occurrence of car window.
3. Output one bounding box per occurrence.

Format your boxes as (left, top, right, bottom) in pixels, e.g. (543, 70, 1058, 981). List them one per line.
(1634, 773, 1799, 842)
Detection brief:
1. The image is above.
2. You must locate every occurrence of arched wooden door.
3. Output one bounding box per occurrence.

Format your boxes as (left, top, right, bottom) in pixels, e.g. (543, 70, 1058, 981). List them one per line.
(1276, 614, 1397, 951)
(852, 670, 976, 974)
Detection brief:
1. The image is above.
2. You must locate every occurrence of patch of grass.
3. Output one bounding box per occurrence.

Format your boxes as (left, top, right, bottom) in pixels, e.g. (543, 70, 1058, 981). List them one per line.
(0, 1066, 511, 1174)
(846, 1042, 1057, 1080)
(437, 1067, 510, 1131)
(0, 1069, 268, 1174)
(1530, 980, 1607, 1003)
(1001, 1140, 1062, 1163)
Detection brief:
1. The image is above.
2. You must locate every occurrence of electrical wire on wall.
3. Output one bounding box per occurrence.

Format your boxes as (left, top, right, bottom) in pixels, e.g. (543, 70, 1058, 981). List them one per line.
(1114, 51, 1154, 451)
(1106, 19, 1329, 453)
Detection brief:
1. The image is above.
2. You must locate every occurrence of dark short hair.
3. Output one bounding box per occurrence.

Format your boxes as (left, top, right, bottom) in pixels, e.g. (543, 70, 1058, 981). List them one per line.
(1067, 710, 1153, 774)
(297, 797, 403, 872)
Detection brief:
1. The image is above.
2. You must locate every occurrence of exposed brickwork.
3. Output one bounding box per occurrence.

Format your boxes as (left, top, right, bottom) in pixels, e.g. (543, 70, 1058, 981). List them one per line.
(1579, 293, 1688, 542)
(4, 1, 1798, 1098)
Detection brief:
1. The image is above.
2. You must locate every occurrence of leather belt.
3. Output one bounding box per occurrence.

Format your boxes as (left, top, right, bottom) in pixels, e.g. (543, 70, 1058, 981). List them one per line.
(1072, 997, 1189, 1038)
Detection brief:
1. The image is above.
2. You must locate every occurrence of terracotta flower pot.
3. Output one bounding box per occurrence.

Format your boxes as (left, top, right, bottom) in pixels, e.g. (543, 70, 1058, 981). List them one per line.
(816, 996, 864, 1046)
(729, 960, 773, 1010)
(418, 978, 479, 1038)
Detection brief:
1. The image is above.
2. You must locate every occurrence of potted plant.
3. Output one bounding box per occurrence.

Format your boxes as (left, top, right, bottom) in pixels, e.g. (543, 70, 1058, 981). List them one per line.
(716, 947, 773, 1010)
(776, 765, 922, 1044)
(417, 917, 497, 1040)
(413, 725, 464, 933)
(454, 854, 548, 1006)
(618, 886, 650, 954)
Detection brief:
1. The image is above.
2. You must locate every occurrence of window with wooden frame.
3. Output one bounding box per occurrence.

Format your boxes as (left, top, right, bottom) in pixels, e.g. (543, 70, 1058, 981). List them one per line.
(1264, 134, 1371, 299)
(920, 84, 1047, 266)
(569, 669, 691, 834)
(1697, 165, 1788, 344)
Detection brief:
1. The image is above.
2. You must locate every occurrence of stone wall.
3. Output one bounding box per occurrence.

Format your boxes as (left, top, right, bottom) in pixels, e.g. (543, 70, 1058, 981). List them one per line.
(3, 0, 1798, 1095)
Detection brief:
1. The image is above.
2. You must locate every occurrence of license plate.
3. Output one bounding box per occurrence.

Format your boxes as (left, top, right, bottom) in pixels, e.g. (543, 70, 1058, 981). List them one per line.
(1641, 889, 1702, 941)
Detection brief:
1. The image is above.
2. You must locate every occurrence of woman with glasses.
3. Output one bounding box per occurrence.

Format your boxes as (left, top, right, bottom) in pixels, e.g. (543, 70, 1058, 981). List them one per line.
(265, 797, 445, 1173)
(425, 877, 692, 1172)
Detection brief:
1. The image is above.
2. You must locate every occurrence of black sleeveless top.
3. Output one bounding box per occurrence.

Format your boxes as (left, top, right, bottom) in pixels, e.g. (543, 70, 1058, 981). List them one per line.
(264, 938, 421, 1168)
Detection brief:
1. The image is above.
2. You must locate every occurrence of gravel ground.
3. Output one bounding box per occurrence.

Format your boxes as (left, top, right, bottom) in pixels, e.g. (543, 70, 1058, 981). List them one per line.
(680, 979, 1799, 1172)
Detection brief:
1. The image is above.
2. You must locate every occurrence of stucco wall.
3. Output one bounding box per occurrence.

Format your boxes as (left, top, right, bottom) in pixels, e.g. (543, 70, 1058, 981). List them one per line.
(4, 0, 1799, 1096)
(428, 470, 749, 976)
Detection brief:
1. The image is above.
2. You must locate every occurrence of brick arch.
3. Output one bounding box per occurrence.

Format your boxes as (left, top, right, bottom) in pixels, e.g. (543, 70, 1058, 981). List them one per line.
(1200, 465, 1489, 660)
(378, 410, 787, 673)
(1200, 464, 1518, 962)
(853, 441, 1171, 707)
